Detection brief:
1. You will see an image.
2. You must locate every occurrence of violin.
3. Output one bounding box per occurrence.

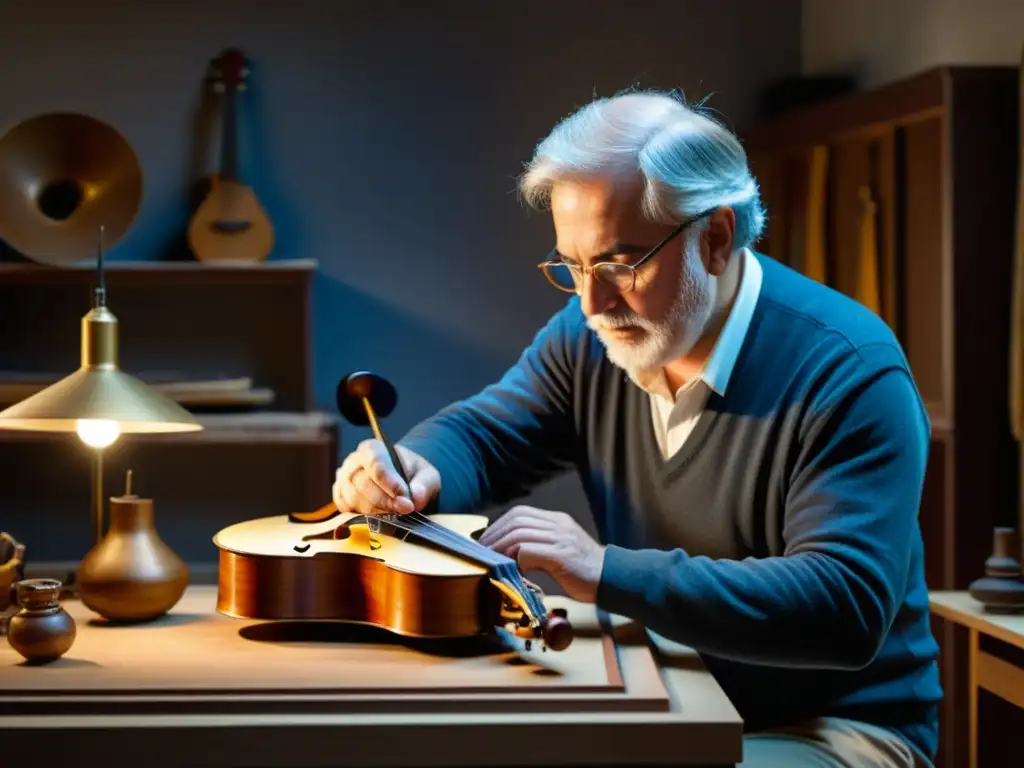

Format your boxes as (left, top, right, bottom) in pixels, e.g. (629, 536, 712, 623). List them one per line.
(212, 371, 573, 652)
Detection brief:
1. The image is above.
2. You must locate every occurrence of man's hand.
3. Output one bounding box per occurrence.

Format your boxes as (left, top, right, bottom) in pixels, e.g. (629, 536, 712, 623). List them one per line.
(478, 505, 605, 603)
(333, 439, 440, 517)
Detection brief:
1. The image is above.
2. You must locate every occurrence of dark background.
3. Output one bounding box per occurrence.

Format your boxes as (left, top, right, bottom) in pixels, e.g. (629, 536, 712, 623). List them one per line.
(0, 0, 802, 521)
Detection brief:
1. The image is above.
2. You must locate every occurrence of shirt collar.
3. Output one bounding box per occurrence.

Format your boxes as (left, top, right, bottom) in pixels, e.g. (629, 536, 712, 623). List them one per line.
(700, 246, 762, 396)
(632, 247, 763, 401)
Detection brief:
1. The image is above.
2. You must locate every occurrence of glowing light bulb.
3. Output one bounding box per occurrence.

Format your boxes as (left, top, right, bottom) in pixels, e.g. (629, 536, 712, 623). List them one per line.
(76, 419, 121, 449)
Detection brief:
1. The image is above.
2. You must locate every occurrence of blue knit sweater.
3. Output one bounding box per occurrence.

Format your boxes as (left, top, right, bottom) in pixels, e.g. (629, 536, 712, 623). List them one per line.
(400, 252, 942, 760)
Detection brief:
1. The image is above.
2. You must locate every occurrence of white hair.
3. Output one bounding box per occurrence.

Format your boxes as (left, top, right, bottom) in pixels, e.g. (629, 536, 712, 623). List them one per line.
(518, 90, 765, 250)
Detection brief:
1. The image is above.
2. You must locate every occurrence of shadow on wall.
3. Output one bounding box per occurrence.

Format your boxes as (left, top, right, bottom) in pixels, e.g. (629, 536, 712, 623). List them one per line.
(312, 268, 594, 597)
(147, 54, 309, 265)
(313, 270, 517, 451)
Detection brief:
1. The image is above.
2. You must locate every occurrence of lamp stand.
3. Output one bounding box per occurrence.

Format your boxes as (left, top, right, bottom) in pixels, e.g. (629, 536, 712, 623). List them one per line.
(91, 449, 105, 546)
(0, 225, 204, 600)
(57, 449, 106, 599)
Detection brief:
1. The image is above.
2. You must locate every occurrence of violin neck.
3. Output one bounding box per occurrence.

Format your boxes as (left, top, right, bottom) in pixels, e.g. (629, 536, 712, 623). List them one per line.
(394, 516, 546, 622)
(402, 515, 512, 569)
(494, 561, 547, 623)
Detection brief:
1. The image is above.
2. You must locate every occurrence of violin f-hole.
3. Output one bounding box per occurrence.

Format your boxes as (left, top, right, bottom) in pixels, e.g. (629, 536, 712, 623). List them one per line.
(288, 502, 340, 524)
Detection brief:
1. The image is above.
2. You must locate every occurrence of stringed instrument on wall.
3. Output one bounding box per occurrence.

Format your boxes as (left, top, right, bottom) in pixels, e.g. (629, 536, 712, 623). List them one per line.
(187, 48, 274, 263)
(212, 371, 573, 652)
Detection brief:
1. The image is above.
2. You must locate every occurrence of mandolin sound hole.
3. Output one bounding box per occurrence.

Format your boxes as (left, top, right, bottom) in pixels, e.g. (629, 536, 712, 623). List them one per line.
(211, 220, 252, 233)
(36, 180, 83, 221)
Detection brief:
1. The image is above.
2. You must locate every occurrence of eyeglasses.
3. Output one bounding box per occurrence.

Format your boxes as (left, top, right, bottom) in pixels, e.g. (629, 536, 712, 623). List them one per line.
(537, 207, 716, 294)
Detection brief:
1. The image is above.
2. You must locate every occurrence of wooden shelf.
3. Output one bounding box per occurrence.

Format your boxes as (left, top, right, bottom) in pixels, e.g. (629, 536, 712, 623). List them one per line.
(0, 258, 318, 284)
(929, 413, 954, 440)
(743, 66, 1015, 153)
(0, 253, 334, 573)
(0, 411, 338, 446)
(0, 259, 316, 411)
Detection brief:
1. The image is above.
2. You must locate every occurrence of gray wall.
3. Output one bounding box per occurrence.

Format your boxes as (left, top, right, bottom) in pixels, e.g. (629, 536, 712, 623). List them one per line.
(802, 0, 1024, 89)
(0, 0, 800, 538)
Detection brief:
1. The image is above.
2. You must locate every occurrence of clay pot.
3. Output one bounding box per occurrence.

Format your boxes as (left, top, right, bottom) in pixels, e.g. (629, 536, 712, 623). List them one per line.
(76, 490, 188, 622)
(7, 578, 76, 663)
(968, 528, 1024, 614)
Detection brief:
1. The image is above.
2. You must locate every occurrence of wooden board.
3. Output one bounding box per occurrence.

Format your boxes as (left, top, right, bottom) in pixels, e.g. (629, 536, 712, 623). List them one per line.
(929, 591, 1024, 651)
(0, 586, 671, 717)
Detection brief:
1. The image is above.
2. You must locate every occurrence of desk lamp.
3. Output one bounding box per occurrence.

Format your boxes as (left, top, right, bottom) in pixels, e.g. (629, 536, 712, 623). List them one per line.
(0, 227, 203, 551)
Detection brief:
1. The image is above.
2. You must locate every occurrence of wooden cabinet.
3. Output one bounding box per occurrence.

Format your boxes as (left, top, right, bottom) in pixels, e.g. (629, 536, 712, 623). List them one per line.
(0, 259, 338, 582)
(744, 66, 1021, 768)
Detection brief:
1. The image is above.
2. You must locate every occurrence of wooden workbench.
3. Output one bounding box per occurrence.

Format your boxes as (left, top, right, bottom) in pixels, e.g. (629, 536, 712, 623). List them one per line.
(928, 591, 1024, 768)
(0, 585, 742, 767)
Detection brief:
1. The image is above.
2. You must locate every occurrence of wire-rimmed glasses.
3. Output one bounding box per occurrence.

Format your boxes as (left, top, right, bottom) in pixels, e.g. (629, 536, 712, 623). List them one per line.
(537, 207, 716, 294)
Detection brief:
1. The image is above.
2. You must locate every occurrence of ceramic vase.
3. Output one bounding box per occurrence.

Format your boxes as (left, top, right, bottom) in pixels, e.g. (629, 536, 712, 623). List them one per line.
(968, 527, 1024, 613)
(77, 489, 188, 622)
(7, 578, 76, 663)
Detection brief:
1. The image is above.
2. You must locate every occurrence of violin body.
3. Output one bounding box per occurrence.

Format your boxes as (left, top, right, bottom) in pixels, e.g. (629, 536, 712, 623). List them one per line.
(213, 503, 570, 648)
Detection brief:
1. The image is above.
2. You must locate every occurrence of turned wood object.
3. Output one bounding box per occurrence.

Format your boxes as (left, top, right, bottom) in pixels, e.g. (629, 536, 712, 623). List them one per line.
(968, 527, 1024, 613)
(6, 578, 75, 663)
(77, 470, 188, 622)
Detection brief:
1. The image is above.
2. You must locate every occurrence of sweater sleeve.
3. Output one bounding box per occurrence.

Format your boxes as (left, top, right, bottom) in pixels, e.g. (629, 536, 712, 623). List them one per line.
(397, 302, 580, 514)
(596, 364, 930, 670)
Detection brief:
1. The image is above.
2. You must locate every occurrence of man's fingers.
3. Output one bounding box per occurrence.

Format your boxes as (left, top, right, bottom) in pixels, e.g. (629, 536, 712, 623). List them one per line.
(352, 466, 413, 514)
(480, 509, 552, 543)
(335, 452, 359, 487)
(357, 440, 409, 499)
(335, 442, 438, 517)
(479, 509, 558, 547)
(516, 542, 556, 575)
(407, 478, 429, 509)
(352, 466, 394, 509)
(485, 527, 557, 559)
(407, 471, 438, 510)
(339, 474, 370, 516)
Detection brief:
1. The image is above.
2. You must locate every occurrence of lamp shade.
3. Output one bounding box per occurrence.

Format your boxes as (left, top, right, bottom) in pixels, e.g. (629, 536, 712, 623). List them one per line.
(0, 304, 201, 435)
(0, 366, 201, 433)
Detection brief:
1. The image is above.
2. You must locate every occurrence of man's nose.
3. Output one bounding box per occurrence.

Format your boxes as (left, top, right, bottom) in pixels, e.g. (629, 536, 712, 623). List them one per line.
(579, 272, 617, 317)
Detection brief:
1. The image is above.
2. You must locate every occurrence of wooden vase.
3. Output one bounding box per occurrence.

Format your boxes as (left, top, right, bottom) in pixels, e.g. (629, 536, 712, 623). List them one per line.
(76, 489, 188, 622)
(968, 527, 1024, 613)
(7, 578, 76, 663)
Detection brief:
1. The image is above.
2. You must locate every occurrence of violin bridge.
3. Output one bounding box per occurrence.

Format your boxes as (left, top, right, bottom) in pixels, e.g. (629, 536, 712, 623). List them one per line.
(363, 513, 401, 551)
(350, 522, 382, 551)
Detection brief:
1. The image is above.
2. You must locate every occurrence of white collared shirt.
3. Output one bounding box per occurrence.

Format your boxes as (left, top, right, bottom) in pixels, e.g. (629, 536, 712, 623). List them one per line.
(643, 248, 763, 459)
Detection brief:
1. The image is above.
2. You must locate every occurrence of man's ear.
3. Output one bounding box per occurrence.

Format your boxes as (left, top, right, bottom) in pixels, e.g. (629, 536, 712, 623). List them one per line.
(702, 207, 736, 276)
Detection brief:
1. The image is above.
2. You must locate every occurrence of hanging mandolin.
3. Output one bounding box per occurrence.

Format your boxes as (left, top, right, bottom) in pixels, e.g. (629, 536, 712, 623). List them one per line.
(212, 371, 573, 652)
(187, 47, 274, 263)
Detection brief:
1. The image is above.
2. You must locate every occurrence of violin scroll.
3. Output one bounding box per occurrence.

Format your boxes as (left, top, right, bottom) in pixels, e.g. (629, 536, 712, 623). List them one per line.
(541, 607, 573, 651)
(496, 579, 574, 651)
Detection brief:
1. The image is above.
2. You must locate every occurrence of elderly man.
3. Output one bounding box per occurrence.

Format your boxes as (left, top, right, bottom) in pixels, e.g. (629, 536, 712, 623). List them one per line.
(333, 91, 941, 767)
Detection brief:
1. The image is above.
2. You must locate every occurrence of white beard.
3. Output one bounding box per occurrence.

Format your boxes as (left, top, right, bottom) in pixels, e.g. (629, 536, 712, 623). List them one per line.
(586, 237, 715, 376)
